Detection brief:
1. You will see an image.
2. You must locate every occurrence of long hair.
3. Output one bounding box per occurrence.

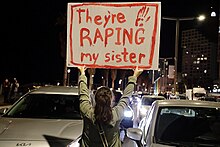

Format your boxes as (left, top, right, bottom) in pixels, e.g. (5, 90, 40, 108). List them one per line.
(94, 86, 113, 124)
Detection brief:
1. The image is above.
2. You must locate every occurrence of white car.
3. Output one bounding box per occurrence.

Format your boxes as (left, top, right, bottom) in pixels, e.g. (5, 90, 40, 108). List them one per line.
(0, 86, 82, 147)
(126, 100, 220, 147)
(138, 95, 165, 122)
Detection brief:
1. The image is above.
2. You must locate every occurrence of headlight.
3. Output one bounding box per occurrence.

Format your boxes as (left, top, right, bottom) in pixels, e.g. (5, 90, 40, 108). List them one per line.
(67, 137, 81, 147)
(124, 110, 133, 118)
(140, 107, 148, 116)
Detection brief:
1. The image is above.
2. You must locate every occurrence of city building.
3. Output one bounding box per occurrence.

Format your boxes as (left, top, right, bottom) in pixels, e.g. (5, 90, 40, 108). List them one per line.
(213, 18, 220, 92)
(181, 29, 218, 90)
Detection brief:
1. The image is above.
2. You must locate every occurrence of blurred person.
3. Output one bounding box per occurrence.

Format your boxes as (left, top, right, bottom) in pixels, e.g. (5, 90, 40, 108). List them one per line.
(2, 78, 10, 103)
(89, 89, 96, 107)
(9, 78, 20, 102)
(78, 66, 143, 147)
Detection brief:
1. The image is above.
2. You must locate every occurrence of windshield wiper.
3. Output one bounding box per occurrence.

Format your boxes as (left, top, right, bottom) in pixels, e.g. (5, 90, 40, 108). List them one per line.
(195, 136, 218, 141)
(194, 135, 219, 146)
(157, 140, 188, 147)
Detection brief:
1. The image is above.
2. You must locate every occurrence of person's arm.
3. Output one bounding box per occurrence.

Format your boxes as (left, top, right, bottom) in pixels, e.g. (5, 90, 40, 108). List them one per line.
(112, 67, 143, 121)
(78, 66, 93, 118)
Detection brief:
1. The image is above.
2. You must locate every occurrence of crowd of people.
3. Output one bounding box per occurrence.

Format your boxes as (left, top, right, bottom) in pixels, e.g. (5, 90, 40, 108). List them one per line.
(1, 78, 20, 103)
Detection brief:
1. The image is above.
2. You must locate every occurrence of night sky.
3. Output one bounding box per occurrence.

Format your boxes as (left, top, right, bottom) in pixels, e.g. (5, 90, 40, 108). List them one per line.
(0, 0, 219, 85)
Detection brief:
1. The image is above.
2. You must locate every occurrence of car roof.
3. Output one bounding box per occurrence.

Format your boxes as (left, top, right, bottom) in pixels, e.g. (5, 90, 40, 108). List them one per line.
(142, 95, 165, 99)
(30, 86, 78, 95)
(154, 100, 220, 108)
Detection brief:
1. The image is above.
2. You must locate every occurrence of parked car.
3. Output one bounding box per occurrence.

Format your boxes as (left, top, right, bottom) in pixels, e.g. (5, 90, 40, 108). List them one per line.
(198, 96, 218, 102)
(126, 100, 220, 147)
(138, 95, 165, 122)
(0, 86, 82, 147)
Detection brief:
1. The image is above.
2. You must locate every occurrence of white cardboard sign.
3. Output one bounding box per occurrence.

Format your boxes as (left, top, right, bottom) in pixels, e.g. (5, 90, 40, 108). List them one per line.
(67, 2, 161, 69)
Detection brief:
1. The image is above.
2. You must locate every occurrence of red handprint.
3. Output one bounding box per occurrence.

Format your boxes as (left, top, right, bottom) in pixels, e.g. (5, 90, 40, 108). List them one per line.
(135, 6, 151, 27)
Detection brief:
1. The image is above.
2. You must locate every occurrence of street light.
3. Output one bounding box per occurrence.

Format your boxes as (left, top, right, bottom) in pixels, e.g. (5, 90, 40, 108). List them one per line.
(67, 69, 71, 86)
(162, 15, 205, 93)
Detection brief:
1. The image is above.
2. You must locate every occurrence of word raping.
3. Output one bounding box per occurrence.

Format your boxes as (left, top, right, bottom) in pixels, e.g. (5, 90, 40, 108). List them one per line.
(80, 28, 145, 47)
(80, 48, 146, 64)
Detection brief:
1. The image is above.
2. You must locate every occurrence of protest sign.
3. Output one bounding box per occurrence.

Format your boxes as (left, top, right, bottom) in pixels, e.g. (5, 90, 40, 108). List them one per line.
(67, 2, 161, 69)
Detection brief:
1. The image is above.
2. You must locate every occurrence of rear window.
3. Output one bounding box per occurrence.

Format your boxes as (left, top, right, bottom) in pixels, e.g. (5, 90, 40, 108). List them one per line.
(155, 107, 220, 145)
(195, 93, 206, 97)
(4, 94, 81, 119)
(141, 97, 164, 105)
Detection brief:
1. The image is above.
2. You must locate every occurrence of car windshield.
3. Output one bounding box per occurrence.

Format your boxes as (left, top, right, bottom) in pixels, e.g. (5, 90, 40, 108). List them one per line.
(155, 106, 220, 145)
(3, 94, 82, 119)
(195, 93, 206, 97)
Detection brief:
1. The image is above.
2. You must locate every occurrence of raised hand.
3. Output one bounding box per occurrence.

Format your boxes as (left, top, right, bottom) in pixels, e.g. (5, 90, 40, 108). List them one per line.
(133, 66, 143, 77)
(135, 6, 151, 27)
(78, 65, 87, 75)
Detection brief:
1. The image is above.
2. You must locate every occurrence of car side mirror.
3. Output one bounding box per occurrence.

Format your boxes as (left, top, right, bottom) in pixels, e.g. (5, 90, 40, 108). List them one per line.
(127, 128, 143, 147)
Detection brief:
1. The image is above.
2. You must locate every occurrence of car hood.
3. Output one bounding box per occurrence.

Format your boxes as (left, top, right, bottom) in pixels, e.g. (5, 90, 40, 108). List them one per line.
(152, 143, 175, 147)
(0, 117, 83, 141)
(141, 105, 151, 109)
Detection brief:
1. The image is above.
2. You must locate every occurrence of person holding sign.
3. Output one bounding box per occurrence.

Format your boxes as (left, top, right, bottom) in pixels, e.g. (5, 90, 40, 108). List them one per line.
(78, 66, 143, 147)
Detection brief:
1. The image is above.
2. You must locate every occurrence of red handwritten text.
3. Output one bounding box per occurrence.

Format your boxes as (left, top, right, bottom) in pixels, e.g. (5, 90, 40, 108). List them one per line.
(76, 8, 126, 28)
(80, 47, 146, 64)
(80, 28, 145, 47)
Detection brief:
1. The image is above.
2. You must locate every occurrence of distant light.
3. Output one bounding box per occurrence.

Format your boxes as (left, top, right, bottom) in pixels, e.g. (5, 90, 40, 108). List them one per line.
(213, 89, 217, 92)
(67, 69, 71, 73)
(186, 51, 189, 54)
(204, 70, 207, 73)
(197, 15, 205, 21)
(119, 79, 122, 84)
(211, 11, 216, 17)
(124, 110, 133, 118)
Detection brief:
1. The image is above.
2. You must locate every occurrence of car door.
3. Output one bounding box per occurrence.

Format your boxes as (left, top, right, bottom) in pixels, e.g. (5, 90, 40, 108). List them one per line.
(139, 105, 156, 146)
